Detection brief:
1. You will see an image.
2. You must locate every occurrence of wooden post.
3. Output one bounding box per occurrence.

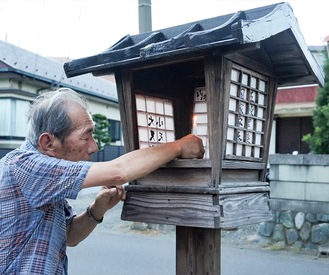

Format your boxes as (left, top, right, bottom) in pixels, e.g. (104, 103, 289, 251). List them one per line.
(176, 226, 221, 275)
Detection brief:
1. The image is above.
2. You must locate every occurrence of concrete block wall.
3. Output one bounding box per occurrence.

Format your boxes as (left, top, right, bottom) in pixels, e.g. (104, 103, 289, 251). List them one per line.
(262, 154, 329, 251)
(270, 154, 329, 202)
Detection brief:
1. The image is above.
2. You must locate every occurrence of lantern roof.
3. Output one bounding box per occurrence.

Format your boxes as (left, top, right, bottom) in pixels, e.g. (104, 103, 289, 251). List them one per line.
(64, 2, 324, 87)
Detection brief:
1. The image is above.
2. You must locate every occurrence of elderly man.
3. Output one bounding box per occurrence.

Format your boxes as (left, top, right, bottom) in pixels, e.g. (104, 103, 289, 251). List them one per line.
(0, 88, 204, 274)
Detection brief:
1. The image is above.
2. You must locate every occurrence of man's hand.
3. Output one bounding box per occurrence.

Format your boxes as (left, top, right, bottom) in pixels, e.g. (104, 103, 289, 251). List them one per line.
(88, 186, 126, 221)
(66, 186, 126, 246)
(177, 134, 205, 159)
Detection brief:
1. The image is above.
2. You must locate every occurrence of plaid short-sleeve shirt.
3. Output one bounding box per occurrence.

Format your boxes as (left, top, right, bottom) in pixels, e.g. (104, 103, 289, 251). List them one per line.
(0, 141, 93, 274)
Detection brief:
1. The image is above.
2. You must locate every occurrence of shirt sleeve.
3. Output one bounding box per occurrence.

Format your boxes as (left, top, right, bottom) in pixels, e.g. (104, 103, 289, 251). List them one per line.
(64, 200, 76, 226)
(13, 152, 93, 208)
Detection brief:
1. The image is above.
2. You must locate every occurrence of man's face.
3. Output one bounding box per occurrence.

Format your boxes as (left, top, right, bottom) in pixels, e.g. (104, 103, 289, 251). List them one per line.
(54, 103, 99, 161)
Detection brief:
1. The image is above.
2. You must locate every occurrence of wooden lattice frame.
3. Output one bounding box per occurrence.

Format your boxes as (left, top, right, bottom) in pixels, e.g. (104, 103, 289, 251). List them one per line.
(226, 64, 268, 161)
(136, 94, 175, 148)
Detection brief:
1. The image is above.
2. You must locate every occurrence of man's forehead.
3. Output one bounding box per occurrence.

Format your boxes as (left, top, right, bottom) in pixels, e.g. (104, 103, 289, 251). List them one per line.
(68, 104, 93, 128)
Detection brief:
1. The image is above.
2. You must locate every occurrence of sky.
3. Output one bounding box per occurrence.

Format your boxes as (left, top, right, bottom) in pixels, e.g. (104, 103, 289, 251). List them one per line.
(0, 0, 328, 59)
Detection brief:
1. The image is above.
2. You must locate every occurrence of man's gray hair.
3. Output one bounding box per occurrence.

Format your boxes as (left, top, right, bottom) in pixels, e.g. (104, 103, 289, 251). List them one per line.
(26, 88, 88, 147)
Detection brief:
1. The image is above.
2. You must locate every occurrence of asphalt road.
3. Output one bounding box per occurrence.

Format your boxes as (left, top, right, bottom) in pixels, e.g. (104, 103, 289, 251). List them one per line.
(67, 230, 329, 275)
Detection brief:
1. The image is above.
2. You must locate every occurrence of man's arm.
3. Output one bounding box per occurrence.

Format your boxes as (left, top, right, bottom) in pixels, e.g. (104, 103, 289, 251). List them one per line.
(83, 134, 204, 188)
(67, 134, 203, 246)
(66, 186, 125, 246)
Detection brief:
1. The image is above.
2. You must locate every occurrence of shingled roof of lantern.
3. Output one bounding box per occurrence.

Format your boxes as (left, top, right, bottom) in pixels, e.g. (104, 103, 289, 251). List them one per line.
(64, 2, 324, 87)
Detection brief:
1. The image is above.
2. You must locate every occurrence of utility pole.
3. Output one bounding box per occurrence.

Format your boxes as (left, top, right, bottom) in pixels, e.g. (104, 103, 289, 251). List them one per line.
(138, 0, 152, 33)
(325, 35, 329, 56)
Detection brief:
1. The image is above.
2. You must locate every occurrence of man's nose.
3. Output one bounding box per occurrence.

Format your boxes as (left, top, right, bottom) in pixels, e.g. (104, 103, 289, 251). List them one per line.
(89, 138, 99, 154)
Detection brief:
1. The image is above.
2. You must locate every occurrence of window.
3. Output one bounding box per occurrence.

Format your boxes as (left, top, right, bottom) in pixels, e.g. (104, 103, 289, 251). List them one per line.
(0, 98, 29, 139)
(190, 65, 268, 161)
(108, 119, 121, 142)
(192, 87, 209, 158)
(226, 65, 268, 160)
(135, 94, 175, 148)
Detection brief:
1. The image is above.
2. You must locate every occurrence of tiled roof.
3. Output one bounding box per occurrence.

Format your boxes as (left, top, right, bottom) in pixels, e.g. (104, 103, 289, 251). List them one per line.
(277, 85, 318, 103)
(0, 40, 117, 102)
(64, 2, 324, 88)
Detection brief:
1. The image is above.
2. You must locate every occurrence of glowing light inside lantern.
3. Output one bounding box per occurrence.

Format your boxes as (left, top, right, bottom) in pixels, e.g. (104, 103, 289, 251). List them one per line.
(192, 115, 198, 135)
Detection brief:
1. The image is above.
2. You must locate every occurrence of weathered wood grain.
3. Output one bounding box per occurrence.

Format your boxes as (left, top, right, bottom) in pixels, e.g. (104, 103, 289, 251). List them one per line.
(136, 168, 212, 187)
(176, 226, 221, 275)
(219, 192, 272, 228)
(135, 167, 262, 187)
(161, 159, 266, 169)
(125, 183, 269, 194)
(122, 192, 220, 228)
(121, 191, 272, 228)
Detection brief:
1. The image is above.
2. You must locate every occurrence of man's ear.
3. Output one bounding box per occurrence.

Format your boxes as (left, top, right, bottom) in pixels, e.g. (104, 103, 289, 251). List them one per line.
(38, 133, 56, 157)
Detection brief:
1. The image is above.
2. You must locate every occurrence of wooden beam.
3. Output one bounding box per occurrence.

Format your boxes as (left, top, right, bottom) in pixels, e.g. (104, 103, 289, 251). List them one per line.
(176, 226, 221, 275)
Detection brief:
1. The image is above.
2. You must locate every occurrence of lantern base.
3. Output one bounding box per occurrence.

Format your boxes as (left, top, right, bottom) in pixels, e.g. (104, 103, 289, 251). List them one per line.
(121, 185, 272, 229)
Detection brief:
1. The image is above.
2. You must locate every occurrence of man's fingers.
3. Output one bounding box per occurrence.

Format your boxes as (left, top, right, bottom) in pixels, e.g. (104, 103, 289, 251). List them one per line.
(116, 186, 126, 201)
(108, 186, 126, 201)
(117, 187, 126, 201)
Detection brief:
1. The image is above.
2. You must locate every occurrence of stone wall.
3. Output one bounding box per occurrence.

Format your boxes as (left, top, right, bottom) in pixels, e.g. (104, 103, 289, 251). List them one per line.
(258, 210, 329, 251)
(260, 154, 329, 251)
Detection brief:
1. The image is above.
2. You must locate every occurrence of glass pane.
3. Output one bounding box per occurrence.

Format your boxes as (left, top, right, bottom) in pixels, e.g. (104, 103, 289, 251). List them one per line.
(136, 94, 175, 148)
(14, 100, 29, 136)
(230, 83, 238, 97)
(226, 142, 233, 155)
(194, 87, 207, 102)
(238, 116, 245, 128)
(231, 69, 239, 82)
(0, 99, 11, 135)
(137, 113, 148, 127)
(156, 130, 166, 143)
(146, 99, 155, 113)
(245, 145, 252, 157)
(0, 98, 28, 137)
(258, 93, 265, 105)
(166, 131, 175, 142)
(138, 128, 149, 142)
(255, 134, 262, 145)
(136, 95, 146, 111)
(236, 144, 243, 155)
(164, 102, 173, 115)
(226, 64, 268, 160)
(229, 98, 236, 112)
(194, 101, 207, 113)
(247, 118, 254, 130)
(228, 113, 235, 126)
(165, 117, 174, 130)
(258, 107, 264, 119)
(259, 80, 266, 91)
(242, 73, 249, 85)
(250, 77, 257, 88)
(155, 101, 164, 114)
(192, 87, 209, 158)
(227, 128, 234, 140)
(256, 120, 263, 132)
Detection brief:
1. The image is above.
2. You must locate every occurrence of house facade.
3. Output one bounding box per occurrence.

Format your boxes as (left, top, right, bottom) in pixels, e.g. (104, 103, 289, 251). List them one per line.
(0, 40, 122, 156)
(271, 46, 327, 154)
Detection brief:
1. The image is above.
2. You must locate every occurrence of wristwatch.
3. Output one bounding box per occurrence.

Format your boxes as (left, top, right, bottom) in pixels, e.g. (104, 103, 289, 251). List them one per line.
(86, 205, 103, 224)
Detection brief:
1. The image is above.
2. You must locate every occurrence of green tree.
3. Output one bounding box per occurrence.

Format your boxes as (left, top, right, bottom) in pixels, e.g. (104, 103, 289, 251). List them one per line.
(92, 113, 110, 150)
(303, 50, 329, 153)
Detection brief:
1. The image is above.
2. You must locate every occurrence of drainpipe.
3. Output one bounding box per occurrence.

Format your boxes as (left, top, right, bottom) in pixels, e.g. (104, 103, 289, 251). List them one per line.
(138, 0, 152, 33)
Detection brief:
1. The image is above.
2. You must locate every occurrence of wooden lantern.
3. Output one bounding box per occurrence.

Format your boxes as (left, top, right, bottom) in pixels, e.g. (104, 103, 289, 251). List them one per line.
(64, 2, 323, 273)
(115, 56, 275, 229)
